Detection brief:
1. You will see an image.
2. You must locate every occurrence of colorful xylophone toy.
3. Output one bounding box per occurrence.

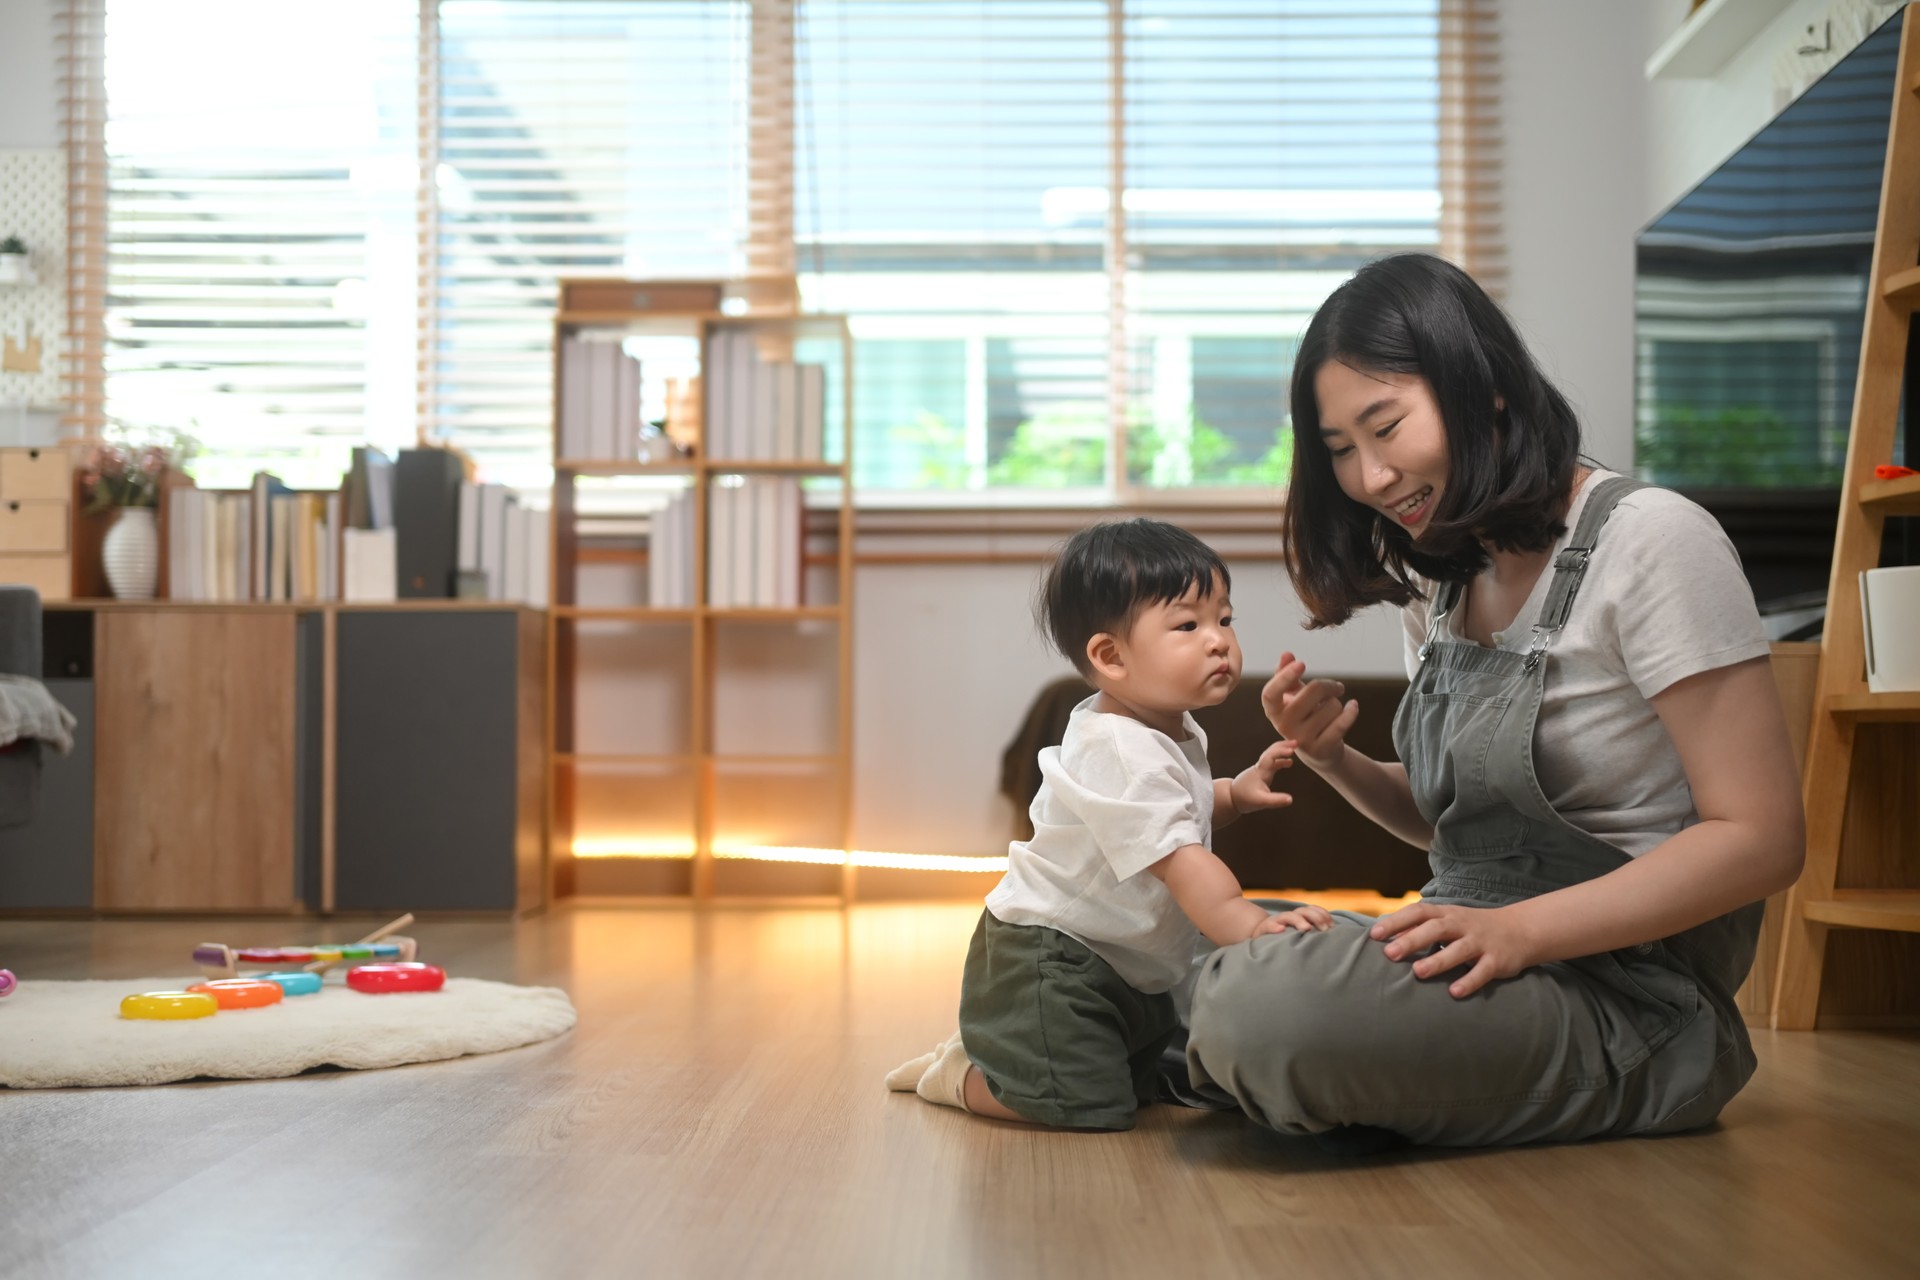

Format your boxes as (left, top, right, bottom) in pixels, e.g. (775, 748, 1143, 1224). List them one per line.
(191, 912, 419, 980)
(193, 937, 417, 980)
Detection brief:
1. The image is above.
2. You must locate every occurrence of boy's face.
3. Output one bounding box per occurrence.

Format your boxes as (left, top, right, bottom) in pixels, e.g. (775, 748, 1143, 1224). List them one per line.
(1098, 573, 1242, 724)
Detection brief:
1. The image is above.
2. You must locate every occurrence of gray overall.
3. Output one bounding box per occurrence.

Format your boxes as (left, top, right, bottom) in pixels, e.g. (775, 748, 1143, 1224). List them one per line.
(1184, 477, 1763, 1146)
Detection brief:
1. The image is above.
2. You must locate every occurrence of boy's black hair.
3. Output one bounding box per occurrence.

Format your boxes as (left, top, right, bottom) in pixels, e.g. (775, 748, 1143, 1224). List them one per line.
(1283, 253, 1583, 628)
(1039, 518, 1231, 678)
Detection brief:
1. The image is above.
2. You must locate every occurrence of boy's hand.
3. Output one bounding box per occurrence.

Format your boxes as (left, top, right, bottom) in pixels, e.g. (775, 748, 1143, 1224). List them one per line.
(1254, 904, 1335, 936)
(1228, 741, 1296, 816)
(1262, 651, 1360, 771)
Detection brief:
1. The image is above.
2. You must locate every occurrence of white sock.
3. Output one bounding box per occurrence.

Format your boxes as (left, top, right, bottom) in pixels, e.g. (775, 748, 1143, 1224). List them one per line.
(885, 1030, 961, 1092)
(913, 1034, 974, 1112)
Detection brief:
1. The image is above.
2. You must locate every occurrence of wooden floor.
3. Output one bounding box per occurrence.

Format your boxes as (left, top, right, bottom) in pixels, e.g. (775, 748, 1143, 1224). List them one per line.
(2, 903, 1917, 1279)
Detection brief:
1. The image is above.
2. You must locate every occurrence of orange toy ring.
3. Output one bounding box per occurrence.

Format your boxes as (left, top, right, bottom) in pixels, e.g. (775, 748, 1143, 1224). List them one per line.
(186, 979, 285, 1010)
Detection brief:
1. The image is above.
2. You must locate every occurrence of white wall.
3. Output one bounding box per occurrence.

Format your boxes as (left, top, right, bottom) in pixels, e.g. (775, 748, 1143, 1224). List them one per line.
(2, 0, 66, 444)
(0, 0, 59, 151)
(1640, 0, 1850, 223)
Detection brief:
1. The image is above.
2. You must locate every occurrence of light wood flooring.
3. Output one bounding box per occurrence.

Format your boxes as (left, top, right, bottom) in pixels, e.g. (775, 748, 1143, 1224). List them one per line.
(2, 903, 1917, 1279)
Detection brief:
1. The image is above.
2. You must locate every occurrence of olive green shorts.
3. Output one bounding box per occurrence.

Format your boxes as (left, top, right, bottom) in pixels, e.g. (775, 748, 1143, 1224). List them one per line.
(958, 909, 1180, 1131)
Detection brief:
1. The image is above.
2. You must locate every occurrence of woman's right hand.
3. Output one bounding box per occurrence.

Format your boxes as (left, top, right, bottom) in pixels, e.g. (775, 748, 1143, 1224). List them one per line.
(1261, 651, 1361, 772)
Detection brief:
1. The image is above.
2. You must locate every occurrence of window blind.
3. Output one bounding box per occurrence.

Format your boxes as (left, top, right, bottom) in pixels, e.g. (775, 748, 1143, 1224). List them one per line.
(797, 1, 1114, 492)
(64, 0, 1504, 499)
(84, 1, 418, 489)
(433, 1, 750, 490)
(1121, 1, 1448, 492)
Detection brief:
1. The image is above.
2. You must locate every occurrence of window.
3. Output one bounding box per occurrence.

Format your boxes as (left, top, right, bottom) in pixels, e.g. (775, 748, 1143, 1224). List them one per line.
(67, 0, 1498, 502)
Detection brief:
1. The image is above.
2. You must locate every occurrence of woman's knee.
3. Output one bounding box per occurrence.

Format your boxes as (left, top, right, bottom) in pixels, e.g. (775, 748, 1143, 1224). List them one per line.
(1187, 933, 1374, 1082)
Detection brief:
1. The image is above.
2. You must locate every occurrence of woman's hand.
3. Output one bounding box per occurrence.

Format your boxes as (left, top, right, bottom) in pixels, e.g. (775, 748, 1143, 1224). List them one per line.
(1227, 741, 1296, 818)
(1261, 651, 1360, 771)
(1254, 903, 1334, 936)
(1369, 901, 1542, 999)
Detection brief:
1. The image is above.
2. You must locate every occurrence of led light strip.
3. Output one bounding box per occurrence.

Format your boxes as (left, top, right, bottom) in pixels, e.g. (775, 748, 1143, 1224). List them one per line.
(571, 840, 1006, 873)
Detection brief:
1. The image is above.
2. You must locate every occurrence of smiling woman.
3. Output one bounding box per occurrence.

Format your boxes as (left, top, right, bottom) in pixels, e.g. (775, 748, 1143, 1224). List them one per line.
(1180, 252, 1806, 1151)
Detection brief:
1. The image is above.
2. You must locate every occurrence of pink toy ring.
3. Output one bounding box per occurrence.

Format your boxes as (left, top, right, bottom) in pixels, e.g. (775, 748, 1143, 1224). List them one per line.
(347, 962, 446, 994)
(0, 968, 15, 998)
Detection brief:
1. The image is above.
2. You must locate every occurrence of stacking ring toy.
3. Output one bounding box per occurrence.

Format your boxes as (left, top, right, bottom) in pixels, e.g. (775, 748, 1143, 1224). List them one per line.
(120, 991, 218, 1020)
(0, 968, 15, 998)
(186, 979, 284, 1010)
(259, 971, 323, 997)
(347, 962, 446, 994)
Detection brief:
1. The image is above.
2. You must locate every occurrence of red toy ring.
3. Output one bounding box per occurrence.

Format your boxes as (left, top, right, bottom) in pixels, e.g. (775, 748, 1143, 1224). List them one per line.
(346, 962, 446, 993)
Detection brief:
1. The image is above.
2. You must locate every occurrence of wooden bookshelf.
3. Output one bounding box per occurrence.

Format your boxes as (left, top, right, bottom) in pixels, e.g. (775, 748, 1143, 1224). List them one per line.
(547, 280, 856, 904)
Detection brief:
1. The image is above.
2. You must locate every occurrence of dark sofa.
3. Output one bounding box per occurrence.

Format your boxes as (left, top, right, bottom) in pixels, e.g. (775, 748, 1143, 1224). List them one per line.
(1000, 673, 1428, 895)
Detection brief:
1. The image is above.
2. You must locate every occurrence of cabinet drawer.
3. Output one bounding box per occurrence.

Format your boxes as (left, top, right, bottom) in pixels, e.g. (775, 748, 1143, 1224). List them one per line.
(0, 448, 73, 502)
(0, 501, 69, 552)
(0, 553, 72, 600)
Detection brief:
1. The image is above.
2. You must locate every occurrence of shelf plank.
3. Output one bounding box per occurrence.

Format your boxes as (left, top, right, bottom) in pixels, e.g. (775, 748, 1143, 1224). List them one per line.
(1645, 0, 1796, 80)
(1826, 691, 1920, 721)
(1859, 473, 1920, 515)
(555, 752, 695, 767)
(702, 752, 840, 767)
(703, 459, 845, 476)
(705, 606, 842, 622)
(555, 460, 695, 476)
(1800, 892, 1920, 933)
(552, 606, 696, 622)
(1883, 264, 1920, 310)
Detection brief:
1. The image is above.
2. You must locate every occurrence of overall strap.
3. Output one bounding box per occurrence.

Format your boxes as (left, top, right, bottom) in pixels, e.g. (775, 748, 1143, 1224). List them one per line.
(1416, 578, 1464, 663)
(1521, 475, 1648, 671)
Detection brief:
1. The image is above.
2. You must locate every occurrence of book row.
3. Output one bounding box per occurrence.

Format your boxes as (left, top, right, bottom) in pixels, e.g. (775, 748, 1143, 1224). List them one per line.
(706, 328, 829, 464)
(645, 478, 806, 609)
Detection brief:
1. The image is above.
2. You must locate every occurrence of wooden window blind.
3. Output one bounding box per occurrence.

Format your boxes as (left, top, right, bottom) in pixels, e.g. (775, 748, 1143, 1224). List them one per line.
(61, 0, 1503, 498)
(57, 0, 107, 438)
(1439, 0, 1504, 301)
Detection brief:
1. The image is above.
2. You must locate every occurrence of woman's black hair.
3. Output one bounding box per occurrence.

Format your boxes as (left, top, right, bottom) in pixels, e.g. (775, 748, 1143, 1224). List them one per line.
(1039, 518, 1231, 677)
(1283, 253, 1583, 628)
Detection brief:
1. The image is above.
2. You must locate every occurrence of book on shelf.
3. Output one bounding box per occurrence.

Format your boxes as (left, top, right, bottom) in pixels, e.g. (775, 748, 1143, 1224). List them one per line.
(559, 333, 644, 463)
(342, 527, 398, 602)
(648, 490, 696, 608)
(703, 476, 803, 609)
(704, 323, 830, 463)
(162, 462, 544, 607)
(343, 445, 394, 531)
(394, 447, 463, 598)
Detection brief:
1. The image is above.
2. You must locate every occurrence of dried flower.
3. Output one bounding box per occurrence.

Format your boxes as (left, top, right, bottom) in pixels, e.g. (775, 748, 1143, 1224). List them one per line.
(79, 426, 197, 514)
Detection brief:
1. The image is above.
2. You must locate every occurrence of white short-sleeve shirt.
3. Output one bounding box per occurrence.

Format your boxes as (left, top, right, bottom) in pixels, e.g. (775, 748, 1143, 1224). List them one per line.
(985, 696, 1215, 993)
(1400, 471, 1772, 857)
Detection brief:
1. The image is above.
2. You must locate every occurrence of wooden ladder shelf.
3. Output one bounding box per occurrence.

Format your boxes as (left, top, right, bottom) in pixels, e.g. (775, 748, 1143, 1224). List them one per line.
(1771, 5, 1920, 1029)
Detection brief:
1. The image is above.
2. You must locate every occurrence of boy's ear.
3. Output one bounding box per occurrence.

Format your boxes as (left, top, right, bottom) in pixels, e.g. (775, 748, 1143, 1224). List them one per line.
(1085, 632, 1125, 681)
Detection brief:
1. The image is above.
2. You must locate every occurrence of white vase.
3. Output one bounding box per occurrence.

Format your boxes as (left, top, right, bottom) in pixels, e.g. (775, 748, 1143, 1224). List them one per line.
(102, 507, 159, 600)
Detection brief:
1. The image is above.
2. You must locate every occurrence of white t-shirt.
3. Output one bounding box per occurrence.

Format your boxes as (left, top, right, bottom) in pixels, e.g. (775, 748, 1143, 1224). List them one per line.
(1400, 471, 1772, 857)
(986, 696, 1216, 993)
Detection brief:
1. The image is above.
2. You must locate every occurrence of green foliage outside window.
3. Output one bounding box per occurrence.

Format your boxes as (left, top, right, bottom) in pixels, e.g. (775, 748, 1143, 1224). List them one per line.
(887, 406, 1294, 490)
(1635, 406, 1842, 488)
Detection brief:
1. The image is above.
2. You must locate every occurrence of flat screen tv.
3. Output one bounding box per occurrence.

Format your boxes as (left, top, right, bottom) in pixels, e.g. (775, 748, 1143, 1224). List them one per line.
(1634, 6, 1915, 613)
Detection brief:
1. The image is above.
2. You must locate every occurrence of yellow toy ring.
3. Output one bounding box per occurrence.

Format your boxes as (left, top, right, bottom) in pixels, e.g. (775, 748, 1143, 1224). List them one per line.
(120, 991, 219, 1020)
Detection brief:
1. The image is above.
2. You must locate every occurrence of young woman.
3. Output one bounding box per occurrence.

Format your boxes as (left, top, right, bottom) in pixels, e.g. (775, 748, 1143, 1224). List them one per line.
(1182, 254, 1806, 1147)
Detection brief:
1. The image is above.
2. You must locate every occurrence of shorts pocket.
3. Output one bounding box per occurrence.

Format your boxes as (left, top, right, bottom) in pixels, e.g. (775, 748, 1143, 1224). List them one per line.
(1572, 947, 1699, 1074)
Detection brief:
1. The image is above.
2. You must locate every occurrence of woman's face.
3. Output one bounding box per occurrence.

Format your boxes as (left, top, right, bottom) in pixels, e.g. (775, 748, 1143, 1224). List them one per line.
(1312, 360, 1450, 540)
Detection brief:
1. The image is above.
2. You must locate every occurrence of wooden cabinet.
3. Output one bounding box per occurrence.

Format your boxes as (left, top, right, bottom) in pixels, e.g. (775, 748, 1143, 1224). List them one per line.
(3, 602, 548, 917)
(94, 610, 299, 911)
(0, 446, 71, 600)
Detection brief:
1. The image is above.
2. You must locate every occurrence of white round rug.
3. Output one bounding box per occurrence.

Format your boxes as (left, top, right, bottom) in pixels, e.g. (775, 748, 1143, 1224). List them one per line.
(0, 975, 577, 1089)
